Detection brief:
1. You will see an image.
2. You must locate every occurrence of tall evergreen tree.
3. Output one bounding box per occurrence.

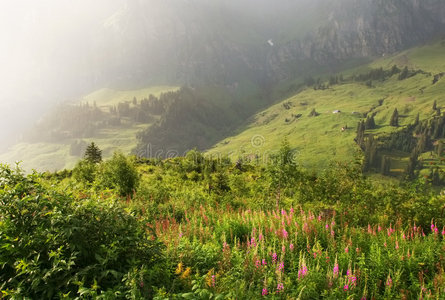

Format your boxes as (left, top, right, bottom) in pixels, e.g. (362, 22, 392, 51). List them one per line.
(381, 155, 391, 176)
(433, 100, 437, 111)
(390, 108, 399, 127)
(414, 113, 420, 126)
(84, 142, 102, 164)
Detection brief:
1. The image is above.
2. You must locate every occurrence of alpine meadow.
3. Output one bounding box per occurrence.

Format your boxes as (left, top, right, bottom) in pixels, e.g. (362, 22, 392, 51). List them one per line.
(1, 1, 445, 299)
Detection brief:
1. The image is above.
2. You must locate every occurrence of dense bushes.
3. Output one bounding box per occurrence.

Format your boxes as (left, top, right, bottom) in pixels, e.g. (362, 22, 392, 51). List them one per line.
(0, 164, 165, 298)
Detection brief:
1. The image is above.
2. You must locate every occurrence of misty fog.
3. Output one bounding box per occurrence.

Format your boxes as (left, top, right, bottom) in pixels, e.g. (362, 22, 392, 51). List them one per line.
(0, 0, 329, 152)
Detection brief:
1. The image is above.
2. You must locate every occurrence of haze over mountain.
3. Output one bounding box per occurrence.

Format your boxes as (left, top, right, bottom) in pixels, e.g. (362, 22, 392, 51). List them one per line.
(2, 0, 445, 169)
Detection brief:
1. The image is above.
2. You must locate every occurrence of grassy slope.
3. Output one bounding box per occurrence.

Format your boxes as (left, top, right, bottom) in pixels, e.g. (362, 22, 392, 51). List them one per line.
(0, 86, 178, 172)
(208, 41, 445, 171)
(82, 86, 178, 107)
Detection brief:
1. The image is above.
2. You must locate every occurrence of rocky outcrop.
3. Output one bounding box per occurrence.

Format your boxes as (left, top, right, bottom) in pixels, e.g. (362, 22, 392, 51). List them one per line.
(267, 0, 445, 80)
(91, 0, 445, 87)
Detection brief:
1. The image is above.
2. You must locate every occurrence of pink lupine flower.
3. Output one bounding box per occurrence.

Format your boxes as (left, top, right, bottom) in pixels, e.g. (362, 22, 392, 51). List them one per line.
(262, 259, 267, 266)
(395, 241, 399, 250)
(179, 232, 183, 238)
(386, 276, 393, 288)
(345, 247, 349, 253)
(318, 215, 322, 222)
(378, 225, 382, 232)
(262, 288, 268, 296)
(255, 260, 260, 269)
(281, 209, 286, 215)
(282, 245, 286, 253)
(277, 262, 284, 272)
(277, 283, 284, 292)
(325, 224, 329, 230)
(356, 247, 360, 254)
(211, 275, 216, 287)
(283, 229, 288, 238)
(331, 230, 335, 237)
(344, 284, 349, 291)
(384, 242, 387, 247)
(223, 242, 229, 252)
(259, 233, 263, 241)
(289, 243, 294, 251)
(250, 237, 256, 247)
(272, 252, 278, 263)
(347, 269, 351, 276)
(333, 263, 339, 277)
(442, 227, 445, 236)
(290, 207, 294, 214)
(298, 265, 308, 279)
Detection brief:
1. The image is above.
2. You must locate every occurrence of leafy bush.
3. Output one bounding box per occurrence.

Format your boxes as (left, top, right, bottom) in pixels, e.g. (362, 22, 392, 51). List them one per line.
(73, 159, 97, 183)
(0, 164, 165, 298)
(97, 152, 140, 197)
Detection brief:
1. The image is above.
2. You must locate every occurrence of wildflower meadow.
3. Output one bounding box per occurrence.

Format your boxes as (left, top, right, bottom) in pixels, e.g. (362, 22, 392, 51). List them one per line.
(1, 145, 445, 298)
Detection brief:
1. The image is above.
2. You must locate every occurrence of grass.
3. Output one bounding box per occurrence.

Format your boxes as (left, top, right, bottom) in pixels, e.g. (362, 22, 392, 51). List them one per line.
(0, 124, 149, 172)
(81, 86, 179, 108)
(208, 41, 445, 171)
(0, 85, 178, 172)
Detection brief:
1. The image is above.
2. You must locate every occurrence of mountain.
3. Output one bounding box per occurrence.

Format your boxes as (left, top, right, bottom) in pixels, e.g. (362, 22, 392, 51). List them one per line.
(209, 40, 445, 176)
(89, 0, 445, 86)
(2, 0, 445, 172)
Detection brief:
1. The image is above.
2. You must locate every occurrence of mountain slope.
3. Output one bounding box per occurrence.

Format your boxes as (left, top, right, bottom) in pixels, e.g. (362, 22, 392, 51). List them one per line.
(208, 41, 445, 171)
(0, 86, 178, 171)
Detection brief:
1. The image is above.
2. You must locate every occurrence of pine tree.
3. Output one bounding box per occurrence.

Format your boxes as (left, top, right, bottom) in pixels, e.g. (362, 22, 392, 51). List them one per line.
(381, 155, 391, 176)
(433, 100, 437, 111)
(355, 121, 366, 148)
(365, 115, 376, 130)
(308, 108, 319, 117)
(414, 113, 420, 126)
(390, 108, 399, 127)
(437, 141, 443, 157)
(84, 142, 102, 164)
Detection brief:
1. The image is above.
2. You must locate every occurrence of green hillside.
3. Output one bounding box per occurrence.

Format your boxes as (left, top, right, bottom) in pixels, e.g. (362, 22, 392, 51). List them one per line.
(208, 41, 445, 172)
(0, 86, 178, 171)
(83, 86, 178, 107)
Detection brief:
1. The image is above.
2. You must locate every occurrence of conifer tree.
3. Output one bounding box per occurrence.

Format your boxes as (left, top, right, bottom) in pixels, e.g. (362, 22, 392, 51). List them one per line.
(390, 108, 399, 127)
(84, 142, 102, 164)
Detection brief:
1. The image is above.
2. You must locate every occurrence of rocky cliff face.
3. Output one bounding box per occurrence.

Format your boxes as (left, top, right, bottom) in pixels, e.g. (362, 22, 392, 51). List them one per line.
(267, 0, 445, 79)
(90, 0, 445, 87)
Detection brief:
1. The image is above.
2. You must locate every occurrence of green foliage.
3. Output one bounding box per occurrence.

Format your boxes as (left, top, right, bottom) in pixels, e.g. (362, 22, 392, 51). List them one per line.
(390, 108, 399, 127)
(73, 159, 97, 184)
(0, 164, 165, 298)
(98, 152, 140, 197)
(84, 142, 102, 164)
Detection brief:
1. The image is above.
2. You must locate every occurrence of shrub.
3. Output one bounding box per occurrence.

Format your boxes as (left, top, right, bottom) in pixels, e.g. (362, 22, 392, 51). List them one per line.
(98, 152, 140, 197)
(0, 164, 165, 298)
